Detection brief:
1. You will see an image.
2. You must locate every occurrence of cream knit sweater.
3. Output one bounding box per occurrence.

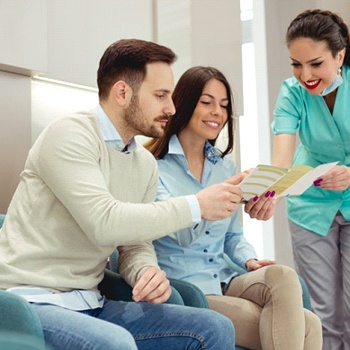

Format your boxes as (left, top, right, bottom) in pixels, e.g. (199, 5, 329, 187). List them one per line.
(0, 112, 192, 292)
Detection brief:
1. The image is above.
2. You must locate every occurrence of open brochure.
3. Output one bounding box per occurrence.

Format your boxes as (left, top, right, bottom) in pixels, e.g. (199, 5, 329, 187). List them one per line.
(239, 161, 338, 202)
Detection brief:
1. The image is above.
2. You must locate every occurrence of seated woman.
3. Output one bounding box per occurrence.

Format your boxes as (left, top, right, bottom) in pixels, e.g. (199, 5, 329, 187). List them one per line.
(146, 66, 322, 350)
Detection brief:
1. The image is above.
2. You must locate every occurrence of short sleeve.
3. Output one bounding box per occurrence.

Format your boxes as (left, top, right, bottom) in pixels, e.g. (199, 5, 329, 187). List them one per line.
(272, 78, 303, 135)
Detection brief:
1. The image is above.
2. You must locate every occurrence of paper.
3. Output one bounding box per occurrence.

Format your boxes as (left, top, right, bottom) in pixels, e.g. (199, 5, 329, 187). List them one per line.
(239, 162, 338, 202)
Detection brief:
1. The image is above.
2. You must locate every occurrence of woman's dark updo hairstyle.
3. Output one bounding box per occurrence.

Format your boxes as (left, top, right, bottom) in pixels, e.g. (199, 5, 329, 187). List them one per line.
(286, 9, 350, 66)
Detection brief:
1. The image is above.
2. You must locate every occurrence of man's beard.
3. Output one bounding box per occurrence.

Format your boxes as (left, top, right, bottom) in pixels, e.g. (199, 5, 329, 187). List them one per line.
(124, 94, 168, 139)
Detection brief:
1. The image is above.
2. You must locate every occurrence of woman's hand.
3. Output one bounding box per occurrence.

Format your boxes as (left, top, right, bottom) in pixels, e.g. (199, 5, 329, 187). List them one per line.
(246, 259, 276, 272)
(244, 192, 276, 221)
(314, 165, 350, 191)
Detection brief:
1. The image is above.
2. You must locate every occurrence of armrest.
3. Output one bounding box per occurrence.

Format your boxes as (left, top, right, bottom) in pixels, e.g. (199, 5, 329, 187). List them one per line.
(98, 269, 133, 301)
(99, 269, 185, 305)
(169, 278, 208, 308)
(0, 333, 48, 350)
(299, 276, 312, 311)
(0, 290, 44, 340)
(0, 214, 5, 228)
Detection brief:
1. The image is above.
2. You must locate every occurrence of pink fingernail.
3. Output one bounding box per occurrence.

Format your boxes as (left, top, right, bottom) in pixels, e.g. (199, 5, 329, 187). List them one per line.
(270, 191, 276, 197)
(265, 191, 271, 198)
(253, 196, 259, 202)
(313, 179, 322, 186)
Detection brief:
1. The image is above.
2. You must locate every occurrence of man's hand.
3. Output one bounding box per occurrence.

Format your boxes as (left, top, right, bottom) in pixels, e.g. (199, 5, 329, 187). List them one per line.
(132, 266, 171, 304)
(196, 183, 242, 221)
(246, 259, 276, 272)
(225, 169, 253, 186)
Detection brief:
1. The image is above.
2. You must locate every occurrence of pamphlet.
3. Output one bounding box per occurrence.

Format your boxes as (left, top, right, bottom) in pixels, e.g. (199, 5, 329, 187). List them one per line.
(239, 161, 338, 202)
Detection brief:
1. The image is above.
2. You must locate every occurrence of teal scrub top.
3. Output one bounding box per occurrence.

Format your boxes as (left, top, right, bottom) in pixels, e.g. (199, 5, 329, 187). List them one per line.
(272, 65, 350, 236)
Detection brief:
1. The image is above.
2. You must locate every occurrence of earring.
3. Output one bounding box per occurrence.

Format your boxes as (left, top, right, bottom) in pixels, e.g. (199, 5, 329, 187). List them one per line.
(338, 66, 342, 76)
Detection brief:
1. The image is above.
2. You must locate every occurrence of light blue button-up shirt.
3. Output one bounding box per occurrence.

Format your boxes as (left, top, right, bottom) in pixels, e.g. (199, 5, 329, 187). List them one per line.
(153, 135, 257, 295)
(95, 104, 137, 152)
(272, 65, 350, 236)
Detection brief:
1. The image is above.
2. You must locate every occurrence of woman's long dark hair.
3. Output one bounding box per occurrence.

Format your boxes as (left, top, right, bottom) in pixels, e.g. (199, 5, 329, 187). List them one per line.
(286, 9, 350, 66)
(146, 66, 235, 159)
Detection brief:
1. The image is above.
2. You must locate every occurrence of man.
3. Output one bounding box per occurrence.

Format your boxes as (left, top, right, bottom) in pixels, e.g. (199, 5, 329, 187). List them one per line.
(0, 39, 240, 349)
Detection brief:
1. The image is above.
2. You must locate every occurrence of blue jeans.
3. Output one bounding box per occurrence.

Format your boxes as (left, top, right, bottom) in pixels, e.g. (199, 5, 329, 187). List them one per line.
(33, 298, 235, 350)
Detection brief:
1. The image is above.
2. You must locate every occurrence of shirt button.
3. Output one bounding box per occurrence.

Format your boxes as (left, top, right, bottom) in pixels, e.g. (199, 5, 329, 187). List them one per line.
(213, 274, 218, 278)
(205, 231, 210, 234)
(209, 258, 213, 262)
(204, 249, 208, 253)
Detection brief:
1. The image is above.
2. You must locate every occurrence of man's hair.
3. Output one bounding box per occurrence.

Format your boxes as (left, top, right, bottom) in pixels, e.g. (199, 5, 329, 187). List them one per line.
(97, 39, 177, 100)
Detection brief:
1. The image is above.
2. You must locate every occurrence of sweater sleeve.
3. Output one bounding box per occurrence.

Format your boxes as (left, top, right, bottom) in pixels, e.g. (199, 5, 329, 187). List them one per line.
(118, 242, 159, 286)
(117, 151, 161, 286)
(33, 116, 193, 247)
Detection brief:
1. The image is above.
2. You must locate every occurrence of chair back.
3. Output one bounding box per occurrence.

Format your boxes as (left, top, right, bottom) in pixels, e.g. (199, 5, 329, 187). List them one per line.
(0, 214, 5, 228)
(0, 215, 47, 346)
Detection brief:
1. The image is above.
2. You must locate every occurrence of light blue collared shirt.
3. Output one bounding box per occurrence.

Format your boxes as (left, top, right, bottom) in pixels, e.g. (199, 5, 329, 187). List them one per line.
(153, 135, 257, 295)
(7, 287, 104, 311)
(94, 104, 137, 153)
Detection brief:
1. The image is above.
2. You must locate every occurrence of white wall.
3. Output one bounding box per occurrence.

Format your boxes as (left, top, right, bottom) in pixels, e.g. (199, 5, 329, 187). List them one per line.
(0, 0, 47, 76)
(0, 0, 47, 213)
(157, 0, 243, 116)
(31, 80, 98, 142)
(45, 0, 153, 87)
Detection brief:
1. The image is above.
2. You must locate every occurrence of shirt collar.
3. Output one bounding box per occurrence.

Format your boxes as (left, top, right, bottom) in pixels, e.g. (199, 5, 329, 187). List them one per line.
(168, 135, 185, 156)
(94, 104, 137, 153)
(168, 135, 221, 164)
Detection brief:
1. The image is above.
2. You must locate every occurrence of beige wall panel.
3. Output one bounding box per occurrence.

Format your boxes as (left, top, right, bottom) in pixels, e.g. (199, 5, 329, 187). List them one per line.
(156, 0, 243, 115)
(0, 72, 31, 213)
(45, 0, 154, 87)
(0, 0, 47, 76)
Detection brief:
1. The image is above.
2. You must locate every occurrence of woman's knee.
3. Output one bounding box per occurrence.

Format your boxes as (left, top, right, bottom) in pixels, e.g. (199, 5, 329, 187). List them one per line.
(262, 265, 304, 303)
(265, 264, 300, 287)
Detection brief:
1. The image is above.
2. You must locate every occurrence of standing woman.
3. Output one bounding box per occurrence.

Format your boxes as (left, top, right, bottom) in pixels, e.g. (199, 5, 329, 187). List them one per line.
(272, 9, 350, 349)
(147, 66, 322, 350)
